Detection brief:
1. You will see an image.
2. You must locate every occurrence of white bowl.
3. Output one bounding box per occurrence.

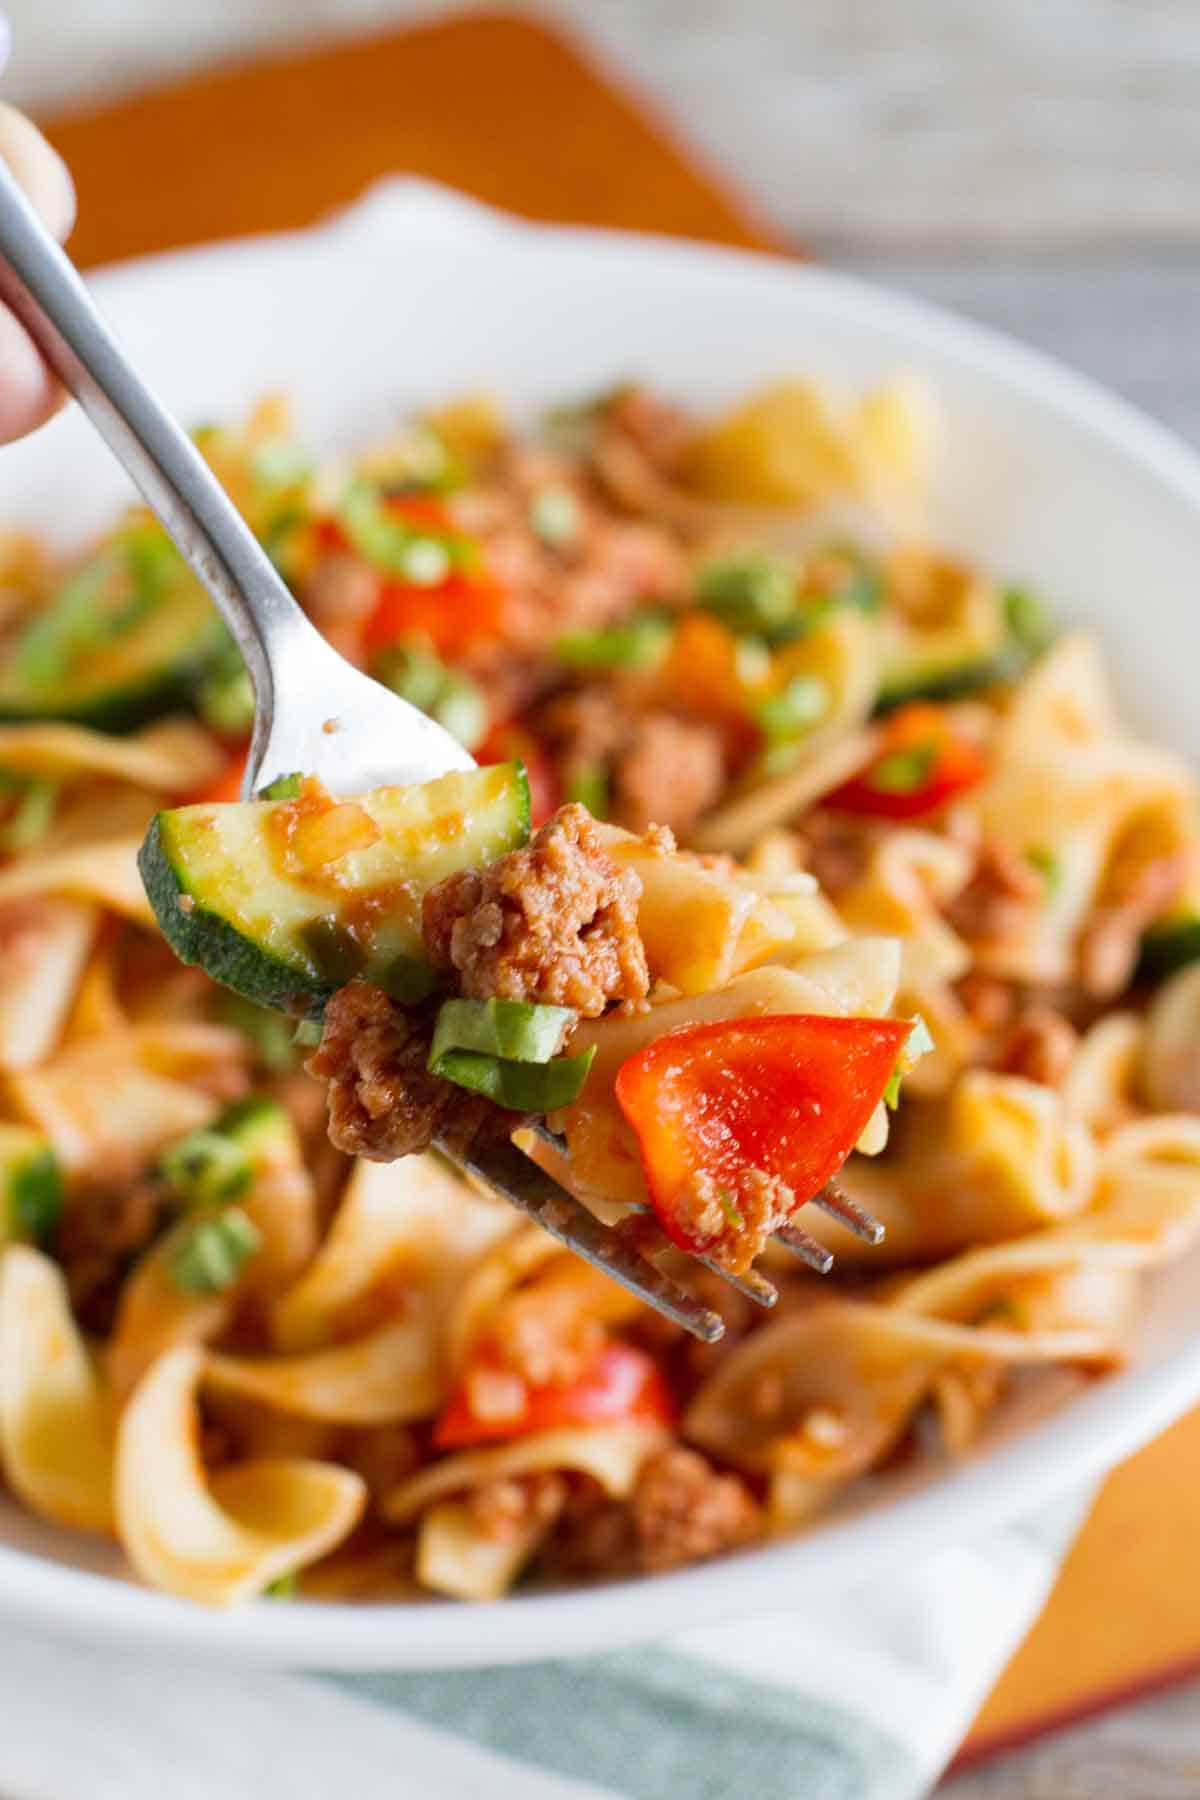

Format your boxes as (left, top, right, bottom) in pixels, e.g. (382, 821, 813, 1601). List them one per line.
(4, 181, 1200, 1668)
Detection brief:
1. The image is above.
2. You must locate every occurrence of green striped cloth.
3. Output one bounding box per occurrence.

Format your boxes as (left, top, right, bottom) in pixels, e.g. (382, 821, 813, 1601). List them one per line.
(0, 1495, 1088, 1799)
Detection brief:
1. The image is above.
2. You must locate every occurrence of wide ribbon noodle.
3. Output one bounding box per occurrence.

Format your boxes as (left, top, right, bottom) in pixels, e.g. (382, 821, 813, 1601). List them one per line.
(115, 1346, 365, 1605)
(0, 376, 1198, 1610)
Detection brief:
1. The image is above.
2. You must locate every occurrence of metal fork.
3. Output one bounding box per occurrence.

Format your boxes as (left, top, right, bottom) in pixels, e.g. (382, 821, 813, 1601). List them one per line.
(0, 159, 884, 1343)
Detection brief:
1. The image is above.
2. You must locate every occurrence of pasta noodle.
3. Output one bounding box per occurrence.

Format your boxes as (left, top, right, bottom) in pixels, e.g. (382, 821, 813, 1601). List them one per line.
(115, 1346, 365, 1605)
(0, 374, 1196, 1607)
(0, 1246, 113, 1533)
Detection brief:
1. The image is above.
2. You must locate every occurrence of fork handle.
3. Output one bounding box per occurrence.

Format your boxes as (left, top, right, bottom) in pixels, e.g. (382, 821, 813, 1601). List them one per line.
(0, 156, 315, 761)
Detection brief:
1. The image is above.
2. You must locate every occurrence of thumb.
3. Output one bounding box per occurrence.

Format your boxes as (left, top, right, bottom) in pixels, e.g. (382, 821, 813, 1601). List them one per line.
(0, 102, 75, 239)
(0, 104, 76, 443)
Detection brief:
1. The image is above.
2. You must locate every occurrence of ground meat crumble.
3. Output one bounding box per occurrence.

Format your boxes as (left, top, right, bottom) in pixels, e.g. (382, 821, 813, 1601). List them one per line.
(55, 1172, 172, 1335)
(549, 1447, 762, 1576)
(309, 805, 651, 1161)
(541, 688, 727, 838)
(691, 1168, 798, 1274)
(307, 981, 514, 1162)
(422, 803, 649, 1016)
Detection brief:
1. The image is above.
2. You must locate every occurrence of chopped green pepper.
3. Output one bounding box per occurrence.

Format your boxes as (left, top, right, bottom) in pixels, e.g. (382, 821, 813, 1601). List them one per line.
(300, 916, 367, 987)
(257, 772, 304, 801)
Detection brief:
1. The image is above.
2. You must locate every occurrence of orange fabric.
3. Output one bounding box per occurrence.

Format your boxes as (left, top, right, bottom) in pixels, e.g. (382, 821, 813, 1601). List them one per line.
(34, 9, 1200, 1762)
(38, 12, 776, 269)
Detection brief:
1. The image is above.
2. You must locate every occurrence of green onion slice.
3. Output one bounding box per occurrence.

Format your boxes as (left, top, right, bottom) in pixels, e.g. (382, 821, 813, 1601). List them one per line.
(213, 994, 302, 1074)
(870, 741, 938, 795)
(0, 773, 59, 854)
(755, 676, 828, 744)
(1004, 587, 1055, 658)
(555, 614, 672, 670)
(160, 1128, 253, 1207)
(564, 762, 610, 819)
(336, 481, 473, 579)
(430, 998, 575, 1066)
(430, 1045, 596, 1112)
(170, 1206, 261, 1294)
(9, 1149, 63, 1245)
(883, 1014, 935, 1109)
(695, 555, 796, 636)
(530, 489, 581, 546)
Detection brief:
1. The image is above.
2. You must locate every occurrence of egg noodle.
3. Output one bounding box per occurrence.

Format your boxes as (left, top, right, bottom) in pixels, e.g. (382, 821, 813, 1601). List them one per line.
(0, 380, 1196, 1605)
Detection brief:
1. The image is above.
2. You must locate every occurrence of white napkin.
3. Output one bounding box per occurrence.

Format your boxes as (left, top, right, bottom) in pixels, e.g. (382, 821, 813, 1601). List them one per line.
(0, 1492, 1089, 1800)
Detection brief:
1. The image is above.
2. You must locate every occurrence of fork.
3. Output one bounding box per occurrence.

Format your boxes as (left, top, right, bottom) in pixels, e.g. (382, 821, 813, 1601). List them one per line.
(0, 159, 884, 1342)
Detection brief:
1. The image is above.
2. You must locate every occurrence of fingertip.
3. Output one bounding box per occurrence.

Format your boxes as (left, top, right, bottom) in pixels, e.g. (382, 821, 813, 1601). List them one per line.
(0, 303, 62, 443)
(0, 103, 75, 242)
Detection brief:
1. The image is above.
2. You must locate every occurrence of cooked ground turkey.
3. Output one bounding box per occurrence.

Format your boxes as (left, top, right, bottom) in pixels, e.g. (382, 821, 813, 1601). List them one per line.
(945, 838, 1044, 946)
(450, 442, 687, 653)
(468, 1472, 568, 1544)
(1077, 850, 1188, 998)
(307, 981, 514, 1162)
(996, 1005, 1080, 1087)
(54, 1172, 171, 1335)
(548, 1447, 762, 1576)
(690, 1168, 797, 1274)
(422, 803, 650, 1015)
(541, 688, 727, 838)
(795, 809, 879, 899)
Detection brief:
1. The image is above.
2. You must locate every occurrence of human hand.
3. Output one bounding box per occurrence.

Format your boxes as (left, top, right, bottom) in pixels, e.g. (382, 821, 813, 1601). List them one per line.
(0, 102, 74, 443)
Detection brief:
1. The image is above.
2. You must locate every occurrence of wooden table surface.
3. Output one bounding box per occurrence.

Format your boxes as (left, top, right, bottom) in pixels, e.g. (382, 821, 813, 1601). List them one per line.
(34, 10, 1200, 1777)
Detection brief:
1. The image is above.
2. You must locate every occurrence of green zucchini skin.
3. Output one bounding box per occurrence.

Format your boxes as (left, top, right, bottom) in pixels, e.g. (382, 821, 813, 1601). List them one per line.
(874, 651, 1018, 713)
(139, 763, 532, 1019)
(1138, 916, 1200, 983)
(140, 815, 328, 1015)
(0, 588, 228, 733)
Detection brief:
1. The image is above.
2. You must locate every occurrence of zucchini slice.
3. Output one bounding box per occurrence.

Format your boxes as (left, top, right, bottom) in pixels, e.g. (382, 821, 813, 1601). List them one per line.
(139, 763, 531, 1015)
(1139, 913, 1200, 982)
(0, 528, 228, 732)
(875, 583, 1054, 712)
(876, 583, 1010, 712)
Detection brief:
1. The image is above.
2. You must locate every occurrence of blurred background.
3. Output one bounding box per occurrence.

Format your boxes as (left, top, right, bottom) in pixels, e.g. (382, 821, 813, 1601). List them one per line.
(9, 0, 1200, 440)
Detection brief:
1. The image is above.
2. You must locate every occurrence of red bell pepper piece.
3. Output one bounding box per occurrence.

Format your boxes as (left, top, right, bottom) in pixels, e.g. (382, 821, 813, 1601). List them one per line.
(615, 1013, 912, 1266)
(183, 747, 248, 805)
(434, 1341, 675, 1449)
(828, 703, 986, 819)
(362, 567, 507, 661)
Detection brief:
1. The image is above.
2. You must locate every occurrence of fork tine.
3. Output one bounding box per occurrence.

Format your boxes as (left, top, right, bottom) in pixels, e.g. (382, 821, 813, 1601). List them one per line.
(625, 1209, 778, 1309)
(696, 1257, 778, 1308)
(810, 1179, 886, 1245)
(774, 1224, 835, 1274)
(447, 1135, 725, 1343)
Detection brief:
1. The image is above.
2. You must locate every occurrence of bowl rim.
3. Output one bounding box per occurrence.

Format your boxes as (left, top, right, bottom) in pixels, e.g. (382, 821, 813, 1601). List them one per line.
(7, 184, 1200, 1666)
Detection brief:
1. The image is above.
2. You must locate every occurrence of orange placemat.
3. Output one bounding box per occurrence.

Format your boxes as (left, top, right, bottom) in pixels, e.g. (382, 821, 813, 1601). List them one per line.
(34, 9, 1200, 1767)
